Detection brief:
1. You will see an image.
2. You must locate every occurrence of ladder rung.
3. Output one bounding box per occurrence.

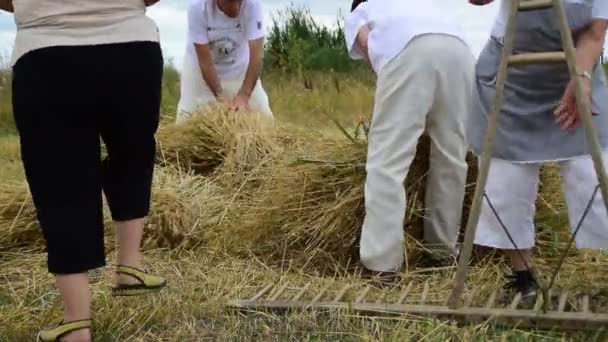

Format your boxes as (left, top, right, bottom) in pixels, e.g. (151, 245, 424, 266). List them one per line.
(508, 52, 566, 66)
(519, 0, 553, 11)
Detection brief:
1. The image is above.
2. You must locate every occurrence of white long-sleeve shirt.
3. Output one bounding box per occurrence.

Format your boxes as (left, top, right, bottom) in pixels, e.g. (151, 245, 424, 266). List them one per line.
(344, 0, 470, 74)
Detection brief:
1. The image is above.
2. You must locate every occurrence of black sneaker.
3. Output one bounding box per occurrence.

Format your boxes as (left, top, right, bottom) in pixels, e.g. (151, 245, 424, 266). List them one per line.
(504, 271, 538, 304)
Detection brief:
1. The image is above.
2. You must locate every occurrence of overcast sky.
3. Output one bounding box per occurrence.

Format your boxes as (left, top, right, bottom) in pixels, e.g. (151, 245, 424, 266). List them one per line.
(0, 1, 604, 68)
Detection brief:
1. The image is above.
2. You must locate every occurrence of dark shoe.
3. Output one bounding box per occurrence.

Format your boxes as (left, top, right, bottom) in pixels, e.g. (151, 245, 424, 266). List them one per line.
(503, 270, 538, 305)
(417, 245, 459, 269)
(417, 253, 458, 269)
(360, 267, 400, 289)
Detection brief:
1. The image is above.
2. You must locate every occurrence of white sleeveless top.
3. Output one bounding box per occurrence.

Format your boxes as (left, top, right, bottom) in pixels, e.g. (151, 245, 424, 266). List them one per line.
(10, 0, 160, 66)
(491, 0, 608, 37)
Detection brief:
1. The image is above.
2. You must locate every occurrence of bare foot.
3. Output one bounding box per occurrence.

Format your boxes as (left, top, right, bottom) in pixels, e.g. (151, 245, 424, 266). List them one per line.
(115, 263, 144, 286)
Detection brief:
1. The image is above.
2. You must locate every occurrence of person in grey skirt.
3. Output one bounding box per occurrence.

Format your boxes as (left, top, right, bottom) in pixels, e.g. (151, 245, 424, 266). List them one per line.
(468, 0, 608, 301)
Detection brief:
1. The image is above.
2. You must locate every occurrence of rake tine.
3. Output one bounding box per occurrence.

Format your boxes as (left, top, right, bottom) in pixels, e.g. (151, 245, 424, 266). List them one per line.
(582, 295, 590, 313)
(464, 287, 478, 307)
(534, 290, 548, 312)
(250, 284, 274, 301)
(293, 283, 311, 301)
(534, 296, 543, 311)
(485, 290, 497, 308)
(558, 291, 568, 312)
(376, 288, 388, 304)
(333, 285, 352, 303)
(269, 282, 290, 301)
(311, 285, 329, 304)
(356, 286, 372, 304)
(509, 293, 522, 310)
(419, 280, 430, 305)
(397, 282, 414, 304)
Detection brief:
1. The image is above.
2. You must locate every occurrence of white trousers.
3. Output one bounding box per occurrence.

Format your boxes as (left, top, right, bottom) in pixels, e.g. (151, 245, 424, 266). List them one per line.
(360, 34, 475, 272)
(474, 153, 608, 250)
(176, 58, 273, 124)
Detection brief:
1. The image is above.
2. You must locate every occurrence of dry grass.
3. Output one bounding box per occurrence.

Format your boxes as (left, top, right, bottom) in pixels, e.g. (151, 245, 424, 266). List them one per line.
(1, 73, 608, 341)
(0, 182, 39, 250)
(1, 250, 608, 341)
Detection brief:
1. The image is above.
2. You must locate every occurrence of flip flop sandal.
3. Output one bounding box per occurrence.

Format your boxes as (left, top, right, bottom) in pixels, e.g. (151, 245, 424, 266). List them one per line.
(112, 265, 166, 297)
(37, 319, 92, 342)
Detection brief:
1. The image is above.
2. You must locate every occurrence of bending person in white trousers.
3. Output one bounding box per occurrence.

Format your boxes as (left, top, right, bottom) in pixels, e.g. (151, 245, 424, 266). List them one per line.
(177, 0, 272, 123)
(346, 0, 475, 284)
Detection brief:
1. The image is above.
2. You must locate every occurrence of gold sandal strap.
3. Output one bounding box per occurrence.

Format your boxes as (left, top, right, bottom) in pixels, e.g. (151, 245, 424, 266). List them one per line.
(39, 320, 91, 341)
(116, 265, 150, 285)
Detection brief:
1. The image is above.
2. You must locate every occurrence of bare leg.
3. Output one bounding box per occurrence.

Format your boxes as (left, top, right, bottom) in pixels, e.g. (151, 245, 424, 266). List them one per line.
(55, 274, 92, 342)
(115, 218, 145, 285)
(505, 249, 533, 271)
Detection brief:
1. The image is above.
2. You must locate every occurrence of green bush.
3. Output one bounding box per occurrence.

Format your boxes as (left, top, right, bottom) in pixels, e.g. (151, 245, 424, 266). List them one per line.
(0, 63, 181, 134)
(0, 69, 13, 135)
(161, 60, 181, 116)
(264, 5, 365, 74)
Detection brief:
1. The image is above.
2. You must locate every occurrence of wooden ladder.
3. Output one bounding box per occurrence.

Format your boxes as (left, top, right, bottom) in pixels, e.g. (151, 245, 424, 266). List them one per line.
(448, 0, 608, 309)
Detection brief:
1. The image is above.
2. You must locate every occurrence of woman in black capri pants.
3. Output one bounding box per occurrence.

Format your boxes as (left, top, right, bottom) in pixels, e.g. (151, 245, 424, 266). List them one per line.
(1, 0, 166, 340)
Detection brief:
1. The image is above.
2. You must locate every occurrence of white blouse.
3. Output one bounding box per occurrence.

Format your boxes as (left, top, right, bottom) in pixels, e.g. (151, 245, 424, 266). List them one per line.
(11, 0, 160, 66)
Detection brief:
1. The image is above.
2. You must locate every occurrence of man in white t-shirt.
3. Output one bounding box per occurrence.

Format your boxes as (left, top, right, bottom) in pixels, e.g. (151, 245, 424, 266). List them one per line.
(177, 0, 272, 123)
(346, 0, 475, 285)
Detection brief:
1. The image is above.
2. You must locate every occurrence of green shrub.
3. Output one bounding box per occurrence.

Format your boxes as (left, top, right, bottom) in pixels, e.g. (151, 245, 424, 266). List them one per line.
(161, 60, 181, 117)
(0, 69, 13, 135)
(264, 5, 365, 74)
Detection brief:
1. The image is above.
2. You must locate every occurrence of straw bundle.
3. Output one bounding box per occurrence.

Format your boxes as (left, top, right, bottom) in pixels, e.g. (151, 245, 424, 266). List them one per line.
(0, 182, 40, 249)
(156, 106, 277, 177)
(229, 132, 479, 264)
(0, 136, 21, 163)
(144, 167, 225, 250)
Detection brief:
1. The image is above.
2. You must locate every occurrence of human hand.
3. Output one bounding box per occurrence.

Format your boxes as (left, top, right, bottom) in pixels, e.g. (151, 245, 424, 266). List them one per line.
(554, 76, 592, 131)
(230, 94, 251, 112)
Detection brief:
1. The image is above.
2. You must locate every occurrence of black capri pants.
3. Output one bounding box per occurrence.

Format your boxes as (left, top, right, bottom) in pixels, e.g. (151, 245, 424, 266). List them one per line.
(12, 42, 163, 275)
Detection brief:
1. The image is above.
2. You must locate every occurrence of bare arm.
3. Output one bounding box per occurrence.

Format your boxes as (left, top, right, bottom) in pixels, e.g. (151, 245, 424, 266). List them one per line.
(0, 0, 13, 12)
(574, 20, 607, 76)
(237, 37, 264, 99)
(194, 43, 224, 99)
(554, 20, 608, 130)
(356, 24, 372, 69)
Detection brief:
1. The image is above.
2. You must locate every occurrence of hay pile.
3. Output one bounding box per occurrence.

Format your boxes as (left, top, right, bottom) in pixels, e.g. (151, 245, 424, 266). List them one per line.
(0, 107, 569, 268)
(0, 167, 226, 252)
(143, 167, 225, 250)
(151, 109, 482, 265)
(0, 182, 40, 249)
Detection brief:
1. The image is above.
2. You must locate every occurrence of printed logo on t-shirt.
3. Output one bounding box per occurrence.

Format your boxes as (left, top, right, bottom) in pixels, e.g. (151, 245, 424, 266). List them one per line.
(210, 36, 239, 65)
(207, 22, 243, 66)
